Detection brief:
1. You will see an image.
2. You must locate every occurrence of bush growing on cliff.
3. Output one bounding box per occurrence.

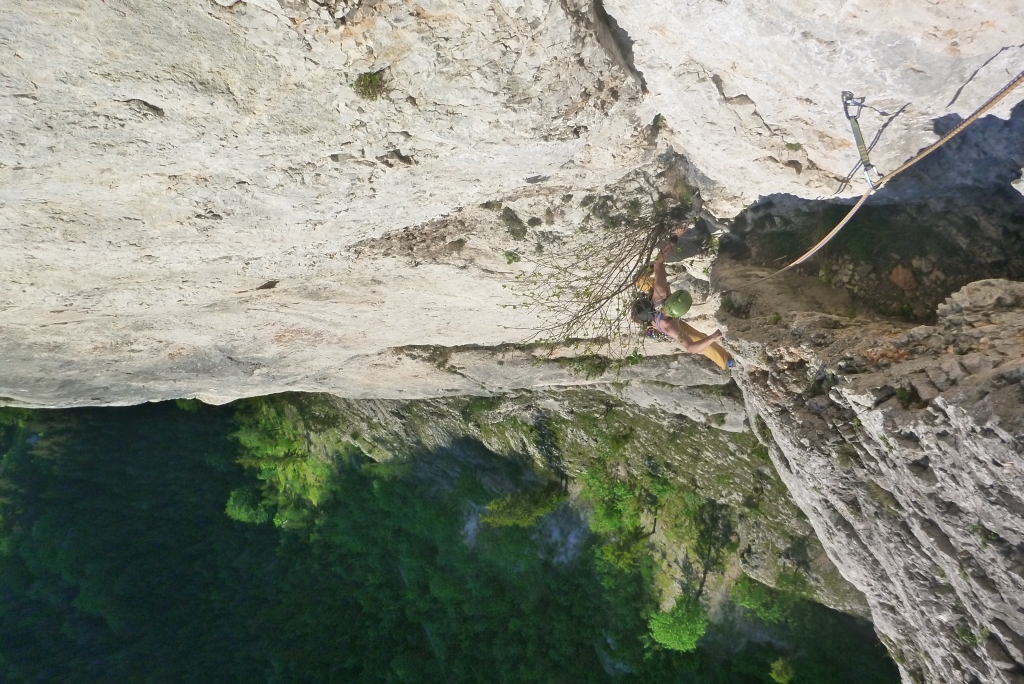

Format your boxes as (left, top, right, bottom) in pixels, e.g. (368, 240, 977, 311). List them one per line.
(225, 485, 272, 524)
(174, 398, 201, 412)
(732, 575, 790, 624)
(501, 206, 528, 239)
(565, 353, 611, 379)
(579, 432, 667, 536)
(513, 174, 694, 352)
(770, 657, 795, 683)
(231, 398, 334, 527)
(352, 69, 387, 100)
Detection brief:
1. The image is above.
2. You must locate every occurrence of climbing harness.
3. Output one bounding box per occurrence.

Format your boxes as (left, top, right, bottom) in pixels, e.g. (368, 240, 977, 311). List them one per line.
(645, 323, 668, 339)
(841, 91, 884, 188)
(726, 67, 1024, 292)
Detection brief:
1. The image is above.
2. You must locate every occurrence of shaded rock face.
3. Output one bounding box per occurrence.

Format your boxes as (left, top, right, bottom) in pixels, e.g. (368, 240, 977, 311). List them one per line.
(724, 101, 1024, 322)
(306, 389, 870, 618)
(726, 278, 1024, 683)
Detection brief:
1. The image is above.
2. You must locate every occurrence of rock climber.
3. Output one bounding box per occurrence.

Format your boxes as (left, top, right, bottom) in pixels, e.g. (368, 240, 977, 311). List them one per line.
(630, 223, 725, 355)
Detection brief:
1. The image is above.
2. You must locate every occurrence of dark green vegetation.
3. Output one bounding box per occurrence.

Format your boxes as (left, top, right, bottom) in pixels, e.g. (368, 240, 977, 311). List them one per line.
(650, 113, 667, 135)
(479, 481, 566, 528)
(353, 70, 388, 100)
(500, 207, 528, 240)
(0, 396, 898, 683)
(564, 352, 611, 379)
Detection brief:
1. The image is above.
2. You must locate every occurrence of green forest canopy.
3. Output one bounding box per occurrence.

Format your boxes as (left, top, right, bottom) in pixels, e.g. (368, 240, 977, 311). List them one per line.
(0, 397, 898, 683)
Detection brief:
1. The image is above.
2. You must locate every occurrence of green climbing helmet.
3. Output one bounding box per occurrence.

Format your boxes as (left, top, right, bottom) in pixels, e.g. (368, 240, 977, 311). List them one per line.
(661, 290, 692, 318)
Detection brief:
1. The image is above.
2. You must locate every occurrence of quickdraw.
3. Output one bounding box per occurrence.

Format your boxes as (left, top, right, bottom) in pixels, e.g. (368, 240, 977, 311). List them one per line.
(841, 91, 884, 189)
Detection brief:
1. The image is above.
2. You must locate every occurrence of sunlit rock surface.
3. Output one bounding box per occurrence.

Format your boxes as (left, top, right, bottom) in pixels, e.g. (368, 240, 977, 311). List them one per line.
(607, 0, 1024, 216)
(3, 0, 1022, 405)
(1, 0, 648, 405)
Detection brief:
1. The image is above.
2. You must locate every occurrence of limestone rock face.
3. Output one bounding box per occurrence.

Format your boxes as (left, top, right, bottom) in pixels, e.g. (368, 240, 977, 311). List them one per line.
(4, 1, 1024, 678)
(3, 0, 1022, 406)
(0, 0, 651, 405)
(727, 277, 1024, 683)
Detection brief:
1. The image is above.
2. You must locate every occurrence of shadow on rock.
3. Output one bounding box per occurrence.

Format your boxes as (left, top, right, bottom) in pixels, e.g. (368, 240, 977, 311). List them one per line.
(720, 101, 1024, 322)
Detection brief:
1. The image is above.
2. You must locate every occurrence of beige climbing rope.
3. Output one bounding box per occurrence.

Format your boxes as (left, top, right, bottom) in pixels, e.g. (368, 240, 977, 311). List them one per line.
(727, 67, 1024, 292)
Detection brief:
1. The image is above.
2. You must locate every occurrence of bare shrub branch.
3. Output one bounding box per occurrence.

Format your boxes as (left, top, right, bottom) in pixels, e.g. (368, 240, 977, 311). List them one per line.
(513, 172, 696, 355)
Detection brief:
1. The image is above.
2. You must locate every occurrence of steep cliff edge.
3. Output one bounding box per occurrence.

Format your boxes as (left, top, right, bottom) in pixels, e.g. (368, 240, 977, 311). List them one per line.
(0, 0, 648, 405)
(301, 389, 870, 618)
(721, 274, 1024, 683)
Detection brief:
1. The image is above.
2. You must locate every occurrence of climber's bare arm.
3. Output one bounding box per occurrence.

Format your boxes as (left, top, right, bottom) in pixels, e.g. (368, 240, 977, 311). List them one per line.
(651, 223, 690, 304)
(652, 259, 671, 304)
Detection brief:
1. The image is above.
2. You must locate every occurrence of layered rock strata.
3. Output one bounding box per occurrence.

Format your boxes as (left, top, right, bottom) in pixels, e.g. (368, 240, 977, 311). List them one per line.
(726, 276, 1024, 683)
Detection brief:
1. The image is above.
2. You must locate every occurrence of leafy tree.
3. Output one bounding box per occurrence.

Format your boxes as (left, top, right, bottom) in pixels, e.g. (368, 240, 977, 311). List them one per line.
(732, 575, 791, 625)
(225, 485, 272, 524)
(231, 398, 333, 527)
(649, 598, 708, 652)
(479, 481, 566, 527)
(770, 657, 795, 683)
